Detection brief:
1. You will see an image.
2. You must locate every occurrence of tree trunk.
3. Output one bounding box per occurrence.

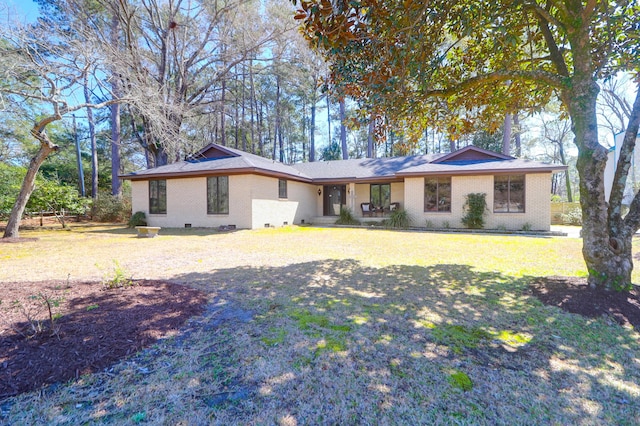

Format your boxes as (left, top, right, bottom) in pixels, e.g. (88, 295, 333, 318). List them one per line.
(310, 103, 316, 162)
(513, 113, 522, 157)
(110, 102, 121, 195)
(110, 11, 122, 197)
(340, 98, 348, 160)
(3, 132, 58, 239)
(83, 79, 97, 199)
(273, 75, 281, 161)
(367, 112, 374, 158)
(221, 75, 227, 146)
(557, 144, 573, 202)
(72, 114, 86, 197)
(502, 113, 512, 155)
(568, 77, 632, 290)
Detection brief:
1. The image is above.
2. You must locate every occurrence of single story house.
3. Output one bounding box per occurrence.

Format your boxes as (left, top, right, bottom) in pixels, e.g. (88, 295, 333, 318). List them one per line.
(123, 144, 566, 231)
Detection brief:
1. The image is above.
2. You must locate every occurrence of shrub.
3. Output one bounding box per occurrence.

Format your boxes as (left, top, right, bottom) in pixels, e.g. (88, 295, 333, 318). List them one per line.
(461, 193, 487, 229)
(128, 211, 147, 228)
(561, 207, 582, 226)
(335, 207, 359, 225)
(385, 209, 410, 229)
(92, 193, 131, 222)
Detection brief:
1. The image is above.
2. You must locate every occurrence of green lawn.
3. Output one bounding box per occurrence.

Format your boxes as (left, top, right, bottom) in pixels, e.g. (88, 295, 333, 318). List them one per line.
(1, 226, 639, 425)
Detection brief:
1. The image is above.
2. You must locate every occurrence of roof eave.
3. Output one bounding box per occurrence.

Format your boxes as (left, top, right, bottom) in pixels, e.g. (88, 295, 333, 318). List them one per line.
(121, 167, 312, 183)
(396, 166, 567, 177)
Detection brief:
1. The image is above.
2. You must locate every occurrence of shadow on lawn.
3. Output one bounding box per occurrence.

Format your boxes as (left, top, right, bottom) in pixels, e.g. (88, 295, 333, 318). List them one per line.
(168, 260, 639, 424)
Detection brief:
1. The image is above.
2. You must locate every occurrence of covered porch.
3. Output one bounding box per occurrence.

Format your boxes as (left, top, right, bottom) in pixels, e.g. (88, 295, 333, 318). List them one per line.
(312, 181, 405, 223)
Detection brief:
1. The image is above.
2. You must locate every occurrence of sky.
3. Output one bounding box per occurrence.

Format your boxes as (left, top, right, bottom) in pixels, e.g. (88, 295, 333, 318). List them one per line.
(3, 0, 39, 23)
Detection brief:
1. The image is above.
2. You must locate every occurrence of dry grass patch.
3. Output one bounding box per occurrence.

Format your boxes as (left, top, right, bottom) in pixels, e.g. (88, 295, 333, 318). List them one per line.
(1, 227, 639, 424)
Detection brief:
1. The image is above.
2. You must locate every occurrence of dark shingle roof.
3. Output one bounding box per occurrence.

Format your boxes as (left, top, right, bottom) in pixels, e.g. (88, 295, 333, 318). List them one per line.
(123, 143, 566, 181)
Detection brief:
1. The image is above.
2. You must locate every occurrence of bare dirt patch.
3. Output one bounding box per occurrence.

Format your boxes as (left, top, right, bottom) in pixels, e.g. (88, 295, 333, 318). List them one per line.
(529, 276, 640, 329)
(0, 280, 207, 400)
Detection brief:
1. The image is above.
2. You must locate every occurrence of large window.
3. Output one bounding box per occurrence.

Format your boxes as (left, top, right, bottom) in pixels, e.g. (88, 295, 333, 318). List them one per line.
(424, 177, 451, 212)
(494, 175, 525, 213)
(370, 183, 391, 209)
(278, 179, 288, 199)
(207, 176, 229, 214)
(149, 179, 166, 214)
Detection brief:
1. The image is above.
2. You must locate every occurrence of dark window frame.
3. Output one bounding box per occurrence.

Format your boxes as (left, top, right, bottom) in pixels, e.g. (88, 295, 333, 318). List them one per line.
(424, 177, 452, 212)
(149, 179, 167, 214)
(493, 175, 525, 213)
(278, 179, 288, 199)
(207, 176, 229, 215)
(370, 183, 391, 209)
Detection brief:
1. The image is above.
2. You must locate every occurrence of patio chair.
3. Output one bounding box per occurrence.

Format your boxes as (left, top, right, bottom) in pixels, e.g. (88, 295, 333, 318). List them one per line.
(361, 202, 374, 217)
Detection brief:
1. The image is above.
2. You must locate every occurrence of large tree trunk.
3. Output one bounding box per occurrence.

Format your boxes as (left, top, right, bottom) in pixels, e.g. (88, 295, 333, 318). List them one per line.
(3, 132, 58, 239)
(568, 76, 632, 290)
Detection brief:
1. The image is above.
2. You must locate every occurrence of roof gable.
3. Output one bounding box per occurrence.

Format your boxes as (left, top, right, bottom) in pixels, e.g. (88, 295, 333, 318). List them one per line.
(432, 145, 513, 163)
(189, 143, 239, 160)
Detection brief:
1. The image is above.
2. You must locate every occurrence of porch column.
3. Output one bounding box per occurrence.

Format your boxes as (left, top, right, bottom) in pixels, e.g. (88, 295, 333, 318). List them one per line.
(348, 182, 356, 213)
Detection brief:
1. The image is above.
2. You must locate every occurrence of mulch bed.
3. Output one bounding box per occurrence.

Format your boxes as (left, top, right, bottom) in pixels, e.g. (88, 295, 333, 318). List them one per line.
(529, 276, 640, 329)
(0, 280, 207, 400)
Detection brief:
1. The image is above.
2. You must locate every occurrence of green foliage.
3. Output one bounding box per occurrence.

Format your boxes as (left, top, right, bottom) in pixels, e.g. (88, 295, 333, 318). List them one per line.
(384, 209, 410, 229)
(102, 260, 134, 289)
(0, 163, 26, 217)
(92, 193, 131, 222)
(448, 371, 473, 392)
(28, 176, 89, 221)
(561, 208, 582, 226)
(472, 130, 503, 154)
(461, 193, 487, 229)
(521, 222, 532, 232)
(128, 211, 147, 228)
(320, 141, 342, 161)
(335, 207, 359, 225)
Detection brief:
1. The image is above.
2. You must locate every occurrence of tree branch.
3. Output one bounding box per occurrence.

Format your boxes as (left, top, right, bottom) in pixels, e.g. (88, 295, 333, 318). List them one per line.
(422, 70, 567, 98)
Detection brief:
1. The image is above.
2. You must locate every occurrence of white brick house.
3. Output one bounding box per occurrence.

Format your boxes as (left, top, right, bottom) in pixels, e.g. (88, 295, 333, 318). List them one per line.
(123, 144, 566, 231)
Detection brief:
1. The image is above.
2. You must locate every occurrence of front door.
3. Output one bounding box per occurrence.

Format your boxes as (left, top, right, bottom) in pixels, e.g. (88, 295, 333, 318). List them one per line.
(323, 185, 346, 216)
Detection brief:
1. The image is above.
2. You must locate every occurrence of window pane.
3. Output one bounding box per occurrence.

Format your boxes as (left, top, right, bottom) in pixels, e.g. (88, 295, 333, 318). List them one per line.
(437, 178, 451, 212)
(424, 178, 438, 211)
(149, 180, 166, 214)
(279, 179, 287, 198)
(218, 176, 229, 214)
(371, 184, 381, 207)
(207, 176, 229, 214)
(380, 184, 391, 209)
(509, 175, 525, 212)
(494, 176, 510, 212)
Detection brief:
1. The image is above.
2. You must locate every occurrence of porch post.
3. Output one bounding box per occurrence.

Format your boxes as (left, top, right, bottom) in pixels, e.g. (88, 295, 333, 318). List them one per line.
(348, 182, 356, 213)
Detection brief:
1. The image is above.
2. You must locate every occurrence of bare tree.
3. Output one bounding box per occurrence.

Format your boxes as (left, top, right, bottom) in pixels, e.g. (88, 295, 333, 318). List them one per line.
(0, 18, 121, 238)
(108, 0, 277, 167)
